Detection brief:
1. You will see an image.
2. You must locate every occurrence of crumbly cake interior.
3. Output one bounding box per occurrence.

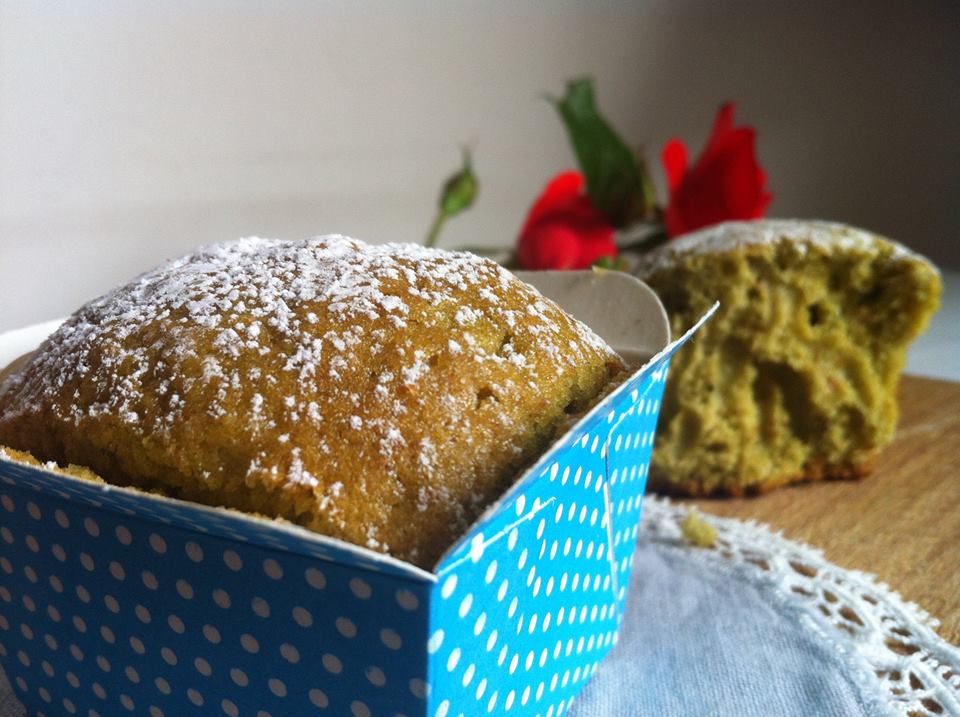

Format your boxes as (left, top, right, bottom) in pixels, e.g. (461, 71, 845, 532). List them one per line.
(0, 236, 623, 567)
(636, 220, 941, 496)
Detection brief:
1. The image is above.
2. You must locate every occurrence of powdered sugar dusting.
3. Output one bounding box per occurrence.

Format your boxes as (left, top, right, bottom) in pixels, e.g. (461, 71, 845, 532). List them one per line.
(634, 219, 933, 277)
(0, 235, 619, 556)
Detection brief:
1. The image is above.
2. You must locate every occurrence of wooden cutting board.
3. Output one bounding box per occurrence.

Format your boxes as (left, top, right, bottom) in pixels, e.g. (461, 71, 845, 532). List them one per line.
(690, 375, 960, 644)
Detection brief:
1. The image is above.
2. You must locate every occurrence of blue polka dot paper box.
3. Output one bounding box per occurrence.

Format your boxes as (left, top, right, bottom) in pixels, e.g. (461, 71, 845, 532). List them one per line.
(0, 272, 715, 717)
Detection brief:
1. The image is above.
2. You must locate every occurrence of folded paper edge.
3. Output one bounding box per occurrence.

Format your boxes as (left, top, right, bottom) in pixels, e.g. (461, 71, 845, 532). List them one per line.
(434, 302, 719, 573)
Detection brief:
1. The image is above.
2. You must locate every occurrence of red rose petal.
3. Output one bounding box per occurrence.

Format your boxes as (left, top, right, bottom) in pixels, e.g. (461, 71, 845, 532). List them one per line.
(575, 232, 617, 268)
(661, 102, 771, 237)
(516, 171, 618, 270)
(662, 139, 689, 194)
(517, 222, 582, 270)
(519, 171, 585, 237)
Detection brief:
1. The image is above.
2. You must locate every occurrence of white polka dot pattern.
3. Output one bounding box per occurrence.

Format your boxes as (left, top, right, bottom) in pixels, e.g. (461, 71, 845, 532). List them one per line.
(0, 348, 680, 716)
(426, 357, 672, 716)
(0, 475, 432, 716)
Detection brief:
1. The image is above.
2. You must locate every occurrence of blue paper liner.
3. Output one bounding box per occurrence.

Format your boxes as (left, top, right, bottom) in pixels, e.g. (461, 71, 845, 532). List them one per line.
(0, 307, 714, 717)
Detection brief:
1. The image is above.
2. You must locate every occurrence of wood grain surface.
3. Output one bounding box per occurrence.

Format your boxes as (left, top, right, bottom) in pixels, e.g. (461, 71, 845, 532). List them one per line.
(690, 375, 960, 644)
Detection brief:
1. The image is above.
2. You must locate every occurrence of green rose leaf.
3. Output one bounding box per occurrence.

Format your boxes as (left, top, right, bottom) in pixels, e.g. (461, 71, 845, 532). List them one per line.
(591, 255, 631, 272)
(554, 77, 654, 228)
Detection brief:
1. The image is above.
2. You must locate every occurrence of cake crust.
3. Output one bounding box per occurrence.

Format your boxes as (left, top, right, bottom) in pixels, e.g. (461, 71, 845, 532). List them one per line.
(0, 236, 622, 567)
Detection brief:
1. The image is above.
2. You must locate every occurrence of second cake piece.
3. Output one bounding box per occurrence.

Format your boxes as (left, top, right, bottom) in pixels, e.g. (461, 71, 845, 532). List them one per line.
(634, 219, 941, 496)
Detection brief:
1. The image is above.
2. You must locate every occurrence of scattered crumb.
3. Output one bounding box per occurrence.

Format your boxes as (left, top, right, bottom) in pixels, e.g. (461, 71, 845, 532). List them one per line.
(681, 509, 717, 548)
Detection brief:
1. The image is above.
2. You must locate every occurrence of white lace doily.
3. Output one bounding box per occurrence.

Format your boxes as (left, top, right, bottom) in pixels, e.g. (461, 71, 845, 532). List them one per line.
(641, 496, 960, 716)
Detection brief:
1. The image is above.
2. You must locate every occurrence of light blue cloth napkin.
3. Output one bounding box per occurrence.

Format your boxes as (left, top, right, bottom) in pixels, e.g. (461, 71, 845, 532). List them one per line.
(571, 538, 896, 717)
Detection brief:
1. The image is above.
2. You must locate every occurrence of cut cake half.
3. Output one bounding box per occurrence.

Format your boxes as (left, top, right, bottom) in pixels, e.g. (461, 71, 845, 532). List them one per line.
(634, 219, 942, 496)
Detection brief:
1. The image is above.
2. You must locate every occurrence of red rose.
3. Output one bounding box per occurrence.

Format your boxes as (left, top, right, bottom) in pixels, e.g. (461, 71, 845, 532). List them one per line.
(516, 171, 617, 270)
(661, 103, 772, 238)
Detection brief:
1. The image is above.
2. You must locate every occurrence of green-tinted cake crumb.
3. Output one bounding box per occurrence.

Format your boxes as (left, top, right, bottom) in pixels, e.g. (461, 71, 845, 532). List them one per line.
(635, 220, 942, 496)
(681, 509, 717, 548)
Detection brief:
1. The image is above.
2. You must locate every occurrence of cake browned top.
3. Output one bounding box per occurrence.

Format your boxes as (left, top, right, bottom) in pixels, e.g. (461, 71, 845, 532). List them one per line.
(634, 219, 934, 276)
(0, 236, 622, 566)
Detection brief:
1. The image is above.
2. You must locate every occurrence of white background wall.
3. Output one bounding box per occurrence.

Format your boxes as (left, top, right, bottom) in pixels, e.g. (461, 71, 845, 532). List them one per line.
(1, 1, 958, 338)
